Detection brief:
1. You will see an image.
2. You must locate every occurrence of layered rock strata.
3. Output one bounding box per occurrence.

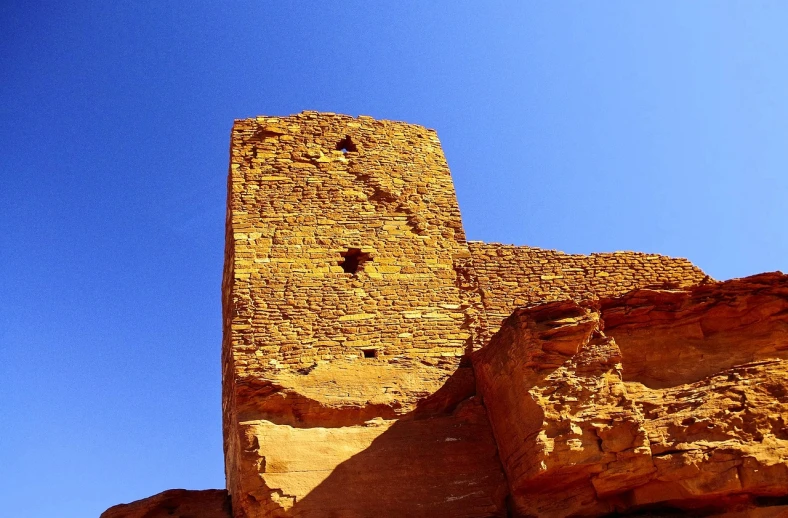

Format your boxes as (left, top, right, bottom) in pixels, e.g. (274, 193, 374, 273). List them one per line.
(230, 361, 508, 517)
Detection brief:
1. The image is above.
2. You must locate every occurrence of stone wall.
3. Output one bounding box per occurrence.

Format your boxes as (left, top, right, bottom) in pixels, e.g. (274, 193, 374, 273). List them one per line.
(224, 112, 481, 373)
(468, 242, 709, 334)
(222, 112, 712, 517)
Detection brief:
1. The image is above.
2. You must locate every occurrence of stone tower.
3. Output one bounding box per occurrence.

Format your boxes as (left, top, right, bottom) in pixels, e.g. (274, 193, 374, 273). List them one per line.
(222, 112, 503, 517)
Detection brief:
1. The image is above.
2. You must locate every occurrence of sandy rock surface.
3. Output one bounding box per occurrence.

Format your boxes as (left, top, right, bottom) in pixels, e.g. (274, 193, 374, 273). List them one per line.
(474, 273, 788, 517)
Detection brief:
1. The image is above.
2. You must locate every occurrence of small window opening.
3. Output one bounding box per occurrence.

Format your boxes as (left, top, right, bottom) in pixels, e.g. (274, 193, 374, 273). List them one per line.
(339, 248, 371, 275)
(336, 135, 357, 154)
(362, 348, 377, 359)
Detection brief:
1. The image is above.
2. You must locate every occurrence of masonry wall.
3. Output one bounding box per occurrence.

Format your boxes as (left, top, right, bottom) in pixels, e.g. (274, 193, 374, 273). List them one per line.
(222, 112, 711, 517)
(224, 112, 483, 372)
(222, 112, 494, 517)
(468, 242, 709, 333)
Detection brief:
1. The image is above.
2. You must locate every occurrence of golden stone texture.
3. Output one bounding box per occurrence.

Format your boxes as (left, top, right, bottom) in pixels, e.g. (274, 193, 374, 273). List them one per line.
(222, 112, 505, 517)
(103, 112, 787, 518)
(221, 112, 718, 517)
(474, 273, 788, 517)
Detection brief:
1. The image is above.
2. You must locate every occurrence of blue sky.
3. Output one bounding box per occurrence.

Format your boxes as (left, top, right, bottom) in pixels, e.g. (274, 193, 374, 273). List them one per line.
(2, 2, 787, 516)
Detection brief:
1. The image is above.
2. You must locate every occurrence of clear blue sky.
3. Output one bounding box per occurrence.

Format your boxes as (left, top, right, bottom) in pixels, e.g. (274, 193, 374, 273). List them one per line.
(2, 2, 786, 516)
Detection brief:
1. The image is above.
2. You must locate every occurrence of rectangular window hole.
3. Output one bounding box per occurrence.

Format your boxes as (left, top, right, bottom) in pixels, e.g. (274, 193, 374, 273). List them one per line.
(361, 348, 377, 359)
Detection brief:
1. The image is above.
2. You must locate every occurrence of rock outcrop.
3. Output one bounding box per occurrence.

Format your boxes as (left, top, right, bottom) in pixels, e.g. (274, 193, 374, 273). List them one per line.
(474, 272, 788, 517)
(100, 489, 231, 518)
(229, 361, 508, 517)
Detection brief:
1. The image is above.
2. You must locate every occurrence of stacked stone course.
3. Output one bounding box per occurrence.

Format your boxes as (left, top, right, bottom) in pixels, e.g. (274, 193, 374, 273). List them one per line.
(224, 111, 479, 374)
(468, 242, 709, 333)
(222, 112, 496, 516)
(224, 112, 708, 377)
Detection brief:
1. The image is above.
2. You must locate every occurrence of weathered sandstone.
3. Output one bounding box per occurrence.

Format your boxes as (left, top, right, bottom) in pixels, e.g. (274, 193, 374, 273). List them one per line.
(474, 272, 788, 517)
(230, 361, 508, 517)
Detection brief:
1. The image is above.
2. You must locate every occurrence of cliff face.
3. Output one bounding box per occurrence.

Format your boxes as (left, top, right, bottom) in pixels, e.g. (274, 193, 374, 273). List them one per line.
(474, 272, 788, 517)
(101, 113, 788, 518)
(106, 272, 788, 518)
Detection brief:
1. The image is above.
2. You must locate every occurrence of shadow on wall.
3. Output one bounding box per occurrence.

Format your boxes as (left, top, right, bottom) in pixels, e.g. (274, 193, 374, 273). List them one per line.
(252, 367, 510, 518)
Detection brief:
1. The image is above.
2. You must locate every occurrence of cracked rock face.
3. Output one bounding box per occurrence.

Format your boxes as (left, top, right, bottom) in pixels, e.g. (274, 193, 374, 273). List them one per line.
(473, 272, 788, 517)
(229, 360, 508, 518)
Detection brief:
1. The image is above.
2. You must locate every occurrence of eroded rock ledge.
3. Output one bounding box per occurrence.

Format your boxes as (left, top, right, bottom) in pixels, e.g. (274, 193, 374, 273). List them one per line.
(473, 272, 788, 517)
(100, 489, 231, 518)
